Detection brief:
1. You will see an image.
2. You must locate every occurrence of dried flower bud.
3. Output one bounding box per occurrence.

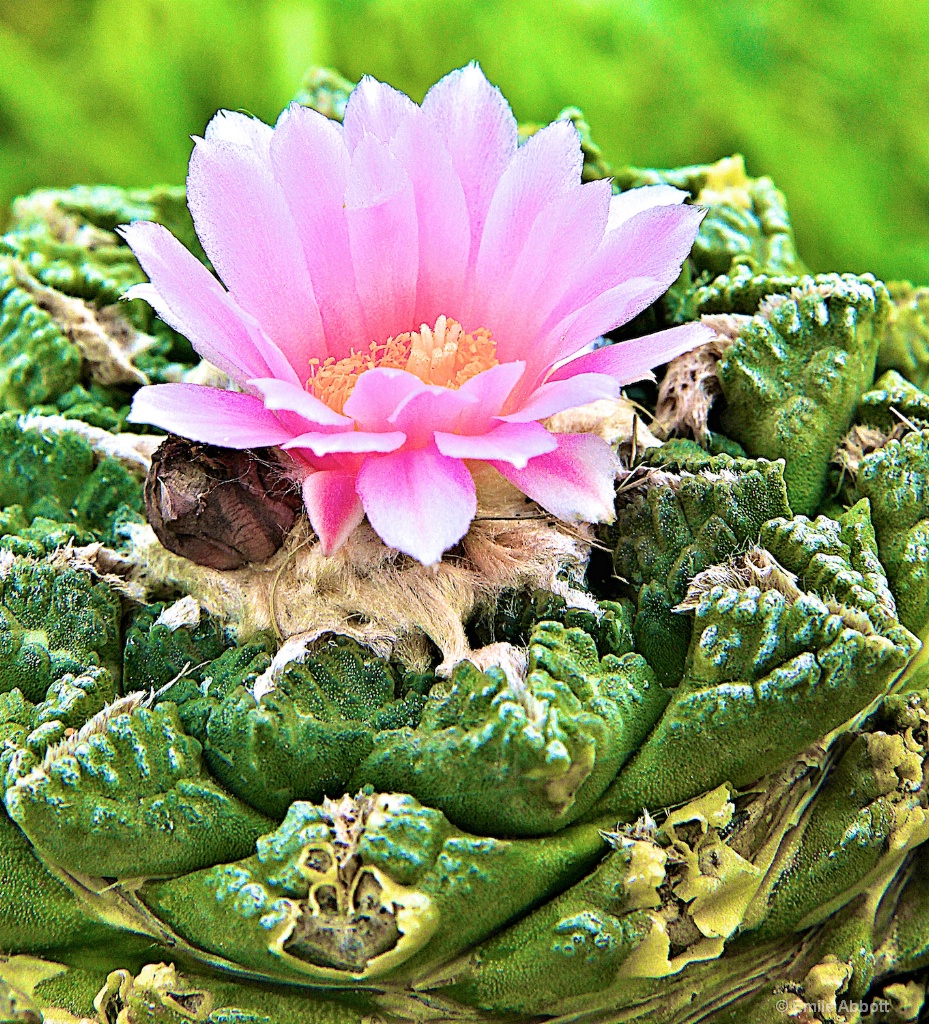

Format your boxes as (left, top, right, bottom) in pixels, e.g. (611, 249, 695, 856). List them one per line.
(144, 436, 303, 570)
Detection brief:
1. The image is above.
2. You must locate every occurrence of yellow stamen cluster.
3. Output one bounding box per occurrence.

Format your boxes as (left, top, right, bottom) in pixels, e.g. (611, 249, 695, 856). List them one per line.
(308, 315, 498, 413)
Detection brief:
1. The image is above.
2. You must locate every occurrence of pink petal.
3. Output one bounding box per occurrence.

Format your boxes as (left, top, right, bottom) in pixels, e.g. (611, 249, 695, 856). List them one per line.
(491, 433, 619, 523)
(247, 378, 352, 427)
(342, 75, 417, 151)
(356, 445, 477, 565)
(387, 385, 479, 446)
(434, 421, 557, 468)
(547, 322, 717, 384)
(607, 185, 687, 232)
(127, 384, 295, 448)
(270, 105, 368, 358)
(187, 133, 326, 378)
(391, 109, 470, 328)
(534, 203, 706, 368)
(342, 368, 429, 431)
(498, 373, 619, 423)
(344, 136, 418, 343)
(204, 110, 273, 155)
(282, 430, 406, 455)
(422, 64, 518, 283)
(469, 119, 583, 329)
(490, 179, 612, 363)
(302, 471, 365, 556)
(119, 222, 292, 386)
(454, 360, 526, 432)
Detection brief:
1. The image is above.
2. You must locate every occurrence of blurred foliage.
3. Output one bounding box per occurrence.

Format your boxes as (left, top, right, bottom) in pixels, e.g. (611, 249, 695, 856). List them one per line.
(1, 0, 927, 283)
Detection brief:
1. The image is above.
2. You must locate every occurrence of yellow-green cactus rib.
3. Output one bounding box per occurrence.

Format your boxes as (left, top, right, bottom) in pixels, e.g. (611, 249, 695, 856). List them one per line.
(876, 843, 929, 978)
(876, 281, 929, 392)
(4, 701, 275, 878)
(139, 791, 605, 986)
(858, 430, 929, 640)
(0, 811, 117, 954)
(351, 620, 667, 837)
(751, 733, 929, 940)
(0, 557, 122, 703)
(595, 506, 918, 822)
(0, 414, 143, 558)
(436, 766, 818, 1018)
(603, 452, 791, 686)
(614, 155, 805, 281)
(179, 636, 427, 819)
(717, 274, 888, 515)
(91, 961, 373, 1024)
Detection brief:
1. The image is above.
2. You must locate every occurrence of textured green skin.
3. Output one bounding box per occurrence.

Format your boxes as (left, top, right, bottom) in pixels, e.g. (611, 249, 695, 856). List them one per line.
(0, 560, 122, 703)
(5, 702, 276, 877)
(352, 621, 667, 836)
(604, 453, 791, 686)
(0, 413, 143, 557)
(718, 273, 888, 515)
(858, 430, 929, 639)
(858, 369, 929, 432)
(440, 843, 651, 1015)
(140, 794, 606, 987)
(192, 637, 427, 818)
(595, 503, 918, 821)
(876, 281, 929, 392)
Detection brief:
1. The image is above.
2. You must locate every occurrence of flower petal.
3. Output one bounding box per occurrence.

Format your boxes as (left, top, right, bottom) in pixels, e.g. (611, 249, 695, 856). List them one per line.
(357, 445, 477, 565)
(490, 179, 612, 362)
(391, 108, 470, 329)
(119, 222, 289, 386)
(344, 135, 418, 343)
(606, 184, 688, 232)
(342, 75, 417, 151)
(342, 368, 429, 431)
(491, 432, 619, 523)
(283, 430, 406, 455)
(127, 384, 294, 448)
(455, 360, 526, 431)
(205, 110, 273, 155)
(270, 104, 368, 358)
(469, 119, 583, 329)
(422, 63, 518, 282)
(187, 129, 325, 378)
(533, 203, 706, 369)
(247, 378, 352, 427)
(498, 372, 620, 423)
(435, 421, 557, 468)
(302, 471, 365, 556)
(387, 385, 479, 445)
(547, 322, 717, 385)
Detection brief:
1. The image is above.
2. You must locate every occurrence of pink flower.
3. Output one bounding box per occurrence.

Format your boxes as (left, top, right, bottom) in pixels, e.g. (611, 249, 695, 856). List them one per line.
(124, 64, 712, 565)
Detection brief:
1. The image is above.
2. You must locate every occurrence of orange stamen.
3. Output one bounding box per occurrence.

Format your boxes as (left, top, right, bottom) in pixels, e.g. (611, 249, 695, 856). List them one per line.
(308, 316, 498, 413)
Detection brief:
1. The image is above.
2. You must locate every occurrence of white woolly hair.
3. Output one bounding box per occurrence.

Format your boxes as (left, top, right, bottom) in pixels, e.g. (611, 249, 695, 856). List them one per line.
(121, 465, 598, 674)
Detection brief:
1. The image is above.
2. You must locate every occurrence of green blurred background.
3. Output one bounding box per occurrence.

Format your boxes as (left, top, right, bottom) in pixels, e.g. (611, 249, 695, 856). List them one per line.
(1, 0, 927, 282)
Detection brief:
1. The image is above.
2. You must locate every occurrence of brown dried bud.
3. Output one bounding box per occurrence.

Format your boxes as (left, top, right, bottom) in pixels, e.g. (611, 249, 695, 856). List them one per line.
(144, 436, 303, 570)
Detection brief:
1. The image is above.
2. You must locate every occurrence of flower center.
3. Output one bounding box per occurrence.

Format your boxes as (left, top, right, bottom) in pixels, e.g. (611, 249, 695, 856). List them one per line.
(308, 315, 498, 413)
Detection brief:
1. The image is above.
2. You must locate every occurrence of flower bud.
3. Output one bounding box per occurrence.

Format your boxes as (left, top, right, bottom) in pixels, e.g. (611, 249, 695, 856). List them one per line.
(144, 436, 302, 570)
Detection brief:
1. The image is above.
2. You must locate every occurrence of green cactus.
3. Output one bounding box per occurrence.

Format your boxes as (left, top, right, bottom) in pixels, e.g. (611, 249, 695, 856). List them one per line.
(602, 451, 792, 685)
(717, 273, 889, 514)
(352, 618, 667, 836)
(858, 430, 929, 640)
(7, 72, 929, 1024)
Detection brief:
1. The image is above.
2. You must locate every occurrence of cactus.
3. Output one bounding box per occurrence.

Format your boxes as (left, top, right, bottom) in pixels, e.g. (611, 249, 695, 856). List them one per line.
(4, 70, 929, 1024)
